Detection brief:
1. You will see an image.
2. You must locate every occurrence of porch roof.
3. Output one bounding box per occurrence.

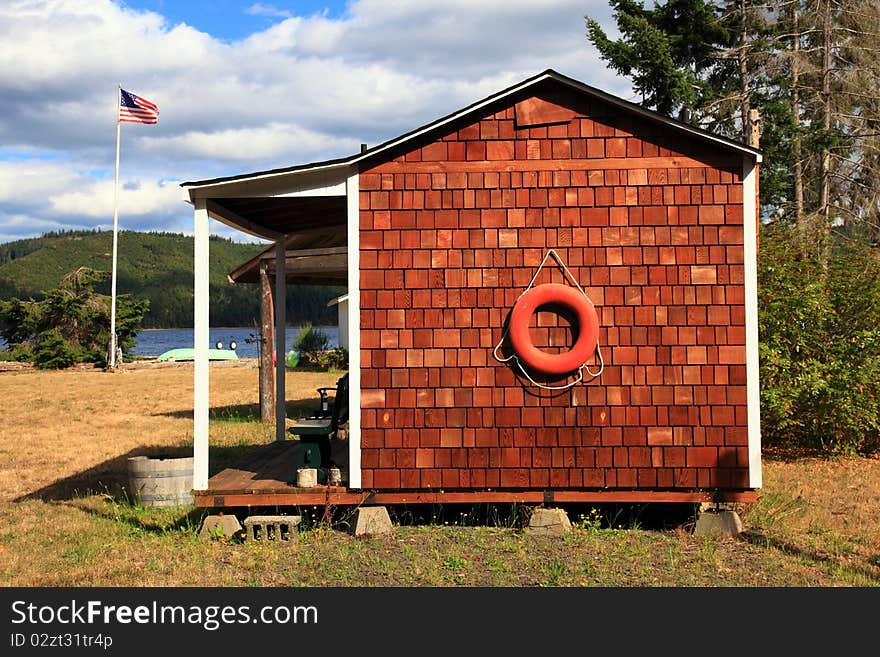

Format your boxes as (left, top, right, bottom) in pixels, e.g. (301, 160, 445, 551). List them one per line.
(228, 244, 347, 286)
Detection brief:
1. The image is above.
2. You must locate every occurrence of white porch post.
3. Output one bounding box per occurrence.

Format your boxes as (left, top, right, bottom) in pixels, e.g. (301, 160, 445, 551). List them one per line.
(193, 198, 210, 490)
(346, 169, 361, 488)
(274, 237, 287, 442)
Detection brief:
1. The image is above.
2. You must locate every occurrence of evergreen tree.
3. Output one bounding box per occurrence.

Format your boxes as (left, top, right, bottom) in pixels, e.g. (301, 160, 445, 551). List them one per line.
(586, 1, 880, 453)
(0, 267, 149, 368)
(585, 1, 790, 209)
(586, 0, 734, 120)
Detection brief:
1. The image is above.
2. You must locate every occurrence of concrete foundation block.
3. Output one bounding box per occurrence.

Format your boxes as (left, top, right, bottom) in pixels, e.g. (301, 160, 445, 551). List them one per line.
(198, 514, 243, 540)
(528, 508, 572, 536)
(243, 515, 302, 542)
(351, 506, 393, 537)
(694, 509, 743, 538)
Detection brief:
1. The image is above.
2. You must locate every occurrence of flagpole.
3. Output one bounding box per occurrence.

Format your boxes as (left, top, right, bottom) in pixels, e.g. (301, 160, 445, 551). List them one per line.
(109, 83, 121, 369)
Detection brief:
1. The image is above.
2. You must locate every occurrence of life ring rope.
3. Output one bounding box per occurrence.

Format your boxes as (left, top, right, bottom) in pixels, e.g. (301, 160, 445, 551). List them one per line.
(493, 249, 604, 390)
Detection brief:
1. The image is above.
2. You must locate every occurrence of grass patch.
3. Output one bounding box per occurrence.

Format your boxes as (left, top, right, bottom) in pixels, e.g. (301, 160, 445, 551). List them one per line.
(0, 365, 878, 586)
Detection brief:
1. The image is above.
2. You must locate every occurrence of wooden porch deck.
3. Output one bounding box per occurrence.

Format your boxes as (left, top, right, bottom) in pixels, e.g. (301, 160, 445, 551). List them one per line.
(195, 441, 361, 508)
(194, 442, 757, 508)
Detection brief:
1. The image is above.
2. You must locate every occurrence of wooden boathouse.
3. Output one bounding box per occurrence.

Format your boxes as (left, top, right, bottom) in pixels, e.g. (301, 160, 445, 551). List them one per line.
(181, 69, 762, 508)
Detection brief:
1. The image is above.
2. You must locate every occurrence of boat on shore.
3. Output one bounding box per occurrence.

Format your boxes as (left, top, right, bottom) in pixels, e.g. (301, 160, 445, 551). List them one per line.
(157, 348, 239, 362)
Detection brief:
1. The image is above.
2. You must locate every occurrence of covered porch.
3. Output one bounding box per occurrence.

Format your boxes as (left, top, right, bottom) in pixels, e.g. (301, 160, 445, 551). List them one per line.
(181, 159, 363, 500)
(226, 241, 347, 424)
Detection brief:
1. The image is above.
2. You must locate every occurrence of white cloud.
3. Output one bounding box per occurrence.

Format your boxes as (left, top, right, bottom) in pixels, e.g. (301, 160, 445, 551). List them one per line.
(0, 0, 624, 242)
(0, 213, 80, 244)
(245, 3, 294, 19)
(0, 159, 185, 234)
(142, 123, 360, 162)
(0, 160, 82, 202)
(51, 177, 181, 219)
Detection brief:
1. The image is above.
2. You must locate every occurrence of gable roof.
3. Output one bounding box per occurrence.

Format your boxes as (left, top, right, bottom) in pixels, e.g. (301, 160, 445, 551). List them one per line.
(181, 68, 760, 190)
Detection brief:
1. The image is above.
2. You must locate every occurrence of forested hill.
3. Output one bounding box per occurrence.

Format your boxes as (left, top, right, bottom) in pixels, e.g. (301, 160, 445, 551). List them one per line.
(0, 230, 344, 328)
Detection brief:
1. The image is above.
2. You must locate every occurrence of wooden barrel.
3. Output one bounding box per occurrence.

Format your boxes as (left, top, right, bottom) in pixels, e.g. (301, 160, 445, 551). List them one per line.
(127, 456, 194, 507)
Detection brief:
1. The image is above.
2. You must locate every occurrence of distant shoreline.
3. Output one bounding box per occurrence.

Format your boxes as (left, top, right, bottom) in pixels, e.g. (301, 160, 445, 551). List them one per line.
(138, 325, 337, 331)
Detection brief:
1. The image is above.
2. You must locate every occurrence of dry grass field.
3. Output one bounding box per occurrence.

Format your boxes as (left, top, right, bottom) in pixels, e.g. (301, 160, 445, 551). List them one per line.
(0, 360, 339, 502)
(0, 362, 878, 586)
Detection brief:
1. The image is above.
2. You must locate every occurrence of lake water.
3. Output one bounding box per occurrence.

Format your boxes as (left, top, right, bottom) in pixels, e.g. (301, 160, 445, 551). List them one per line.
(132, 326, 340, 358)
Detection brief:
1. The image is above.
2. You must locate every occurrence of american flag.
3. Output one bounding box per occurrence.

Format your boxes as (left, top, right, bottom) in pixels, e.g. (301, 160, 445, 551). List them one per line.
(119, 89, 159, 124)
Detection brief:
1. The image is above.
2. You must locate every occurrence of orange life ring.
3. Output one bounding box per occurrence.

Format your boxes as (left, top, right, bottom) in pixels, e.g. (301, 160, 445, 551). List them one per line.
(508, 283, 599, 376)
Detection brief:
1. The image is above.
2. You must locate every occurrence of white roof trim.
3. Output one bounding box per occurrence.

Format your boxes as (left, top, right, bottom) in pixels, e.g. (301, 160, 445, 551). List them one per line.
(182, 161, 353, 198)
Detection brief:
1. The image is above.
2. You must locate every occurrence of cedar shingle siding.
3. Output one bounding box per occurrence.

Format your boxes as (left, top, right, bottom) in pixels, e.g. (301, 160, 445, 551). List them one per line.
(358, 85, 750, 492)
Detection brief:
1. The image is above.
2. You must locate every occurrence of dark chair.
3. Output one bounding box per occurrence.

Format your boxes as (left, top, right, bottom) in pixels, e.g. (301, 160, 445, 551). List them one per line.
(314, 385, 336, 418)
(289, 373, 349, 469)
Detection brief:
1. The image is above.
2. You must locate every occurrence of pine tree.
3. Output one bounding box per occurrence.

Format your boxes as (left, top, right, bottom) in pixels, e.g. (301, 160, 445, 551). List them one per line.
(769, 0, 880, 255)
(586, 0, 733, 120)
(586, 0, 880, 243)
(0, 267, 149, 368)
(586, 1, 880, 453)
(830, 1, 880, 242)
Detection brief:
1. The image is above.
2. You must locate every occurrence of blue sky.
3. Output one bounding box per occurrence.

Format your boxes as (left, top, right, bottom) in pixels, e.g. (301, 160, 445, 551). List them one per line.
(0, 1, 624, 244)
(121, 1, 350, 41)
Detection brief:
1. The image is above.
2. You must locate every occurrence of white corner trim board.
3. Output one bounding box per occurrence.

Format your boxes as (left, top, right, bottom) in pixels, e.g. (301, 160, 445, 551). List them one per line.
(742, 157, 762, 489)
(346, 168, 362, 489)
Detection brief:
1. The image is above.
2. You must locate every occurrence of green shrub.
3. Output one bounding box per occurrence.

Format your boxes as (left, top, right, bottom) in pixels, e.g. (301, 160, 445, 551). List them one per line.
(318, 347, 348, 371)
(0, 346, 33, 362)
(32, 329, 81, 369)
(758, 225, 880, 454)
(291, 323, 330, 365)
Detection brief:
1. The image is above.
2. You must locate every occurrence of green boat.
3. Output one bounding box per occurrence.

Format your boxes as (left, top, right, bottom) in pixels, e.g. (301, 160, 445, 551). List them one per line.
(157, 348, 239, 362)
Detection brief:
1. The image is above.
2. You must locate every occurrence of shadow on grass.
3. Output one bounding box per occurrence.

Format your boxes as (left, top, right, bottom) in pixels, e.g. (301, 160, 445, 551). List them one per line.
(15, 443, 267, 504)
(760, 445, 862, 462)
(66, 499, 210, 537)
(741, 529, 880, 584)
(155, 396, 324, 421)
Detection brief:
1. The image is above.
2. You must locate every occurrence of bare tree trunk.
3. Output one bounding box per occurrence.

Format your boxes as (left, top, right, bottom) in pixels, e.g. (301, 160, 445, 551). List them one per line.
(739, 0, 751, 141)
(819, 0, 832, 266)
(750, 107, 761, 249)
(259, 262, 275, 424)
(791, 1, 805, 239)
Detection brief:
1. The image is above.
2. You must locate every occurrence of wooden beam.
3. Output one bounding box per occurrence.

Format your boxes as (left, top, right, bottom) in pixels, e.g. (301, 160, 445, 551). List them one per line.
(263, 254, 347, 275)
(258, 246, 348, 259)
(193, 488, 758, 508)
(259, 262, 274, 424)
(206, 199, 283, 241)
(227, 236, 348, 285)
(345, 170, 362, 489)
(266, 270, 347, 281)
(743, 156, 762, 489)
(274, 239, 286, 442)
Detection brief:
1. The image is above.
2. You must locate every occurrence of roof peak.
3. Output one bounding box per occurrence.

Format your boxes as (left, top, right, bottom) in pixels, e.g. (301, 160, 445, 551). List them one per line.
(183, 69, 759, 190)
